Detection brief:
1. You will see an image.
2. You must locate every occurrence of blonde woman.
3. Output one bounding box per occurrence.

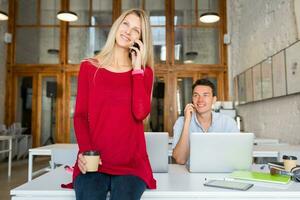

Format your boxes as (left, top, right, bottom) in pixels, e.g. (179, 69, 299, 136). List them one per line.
(73, 8, 156, 200)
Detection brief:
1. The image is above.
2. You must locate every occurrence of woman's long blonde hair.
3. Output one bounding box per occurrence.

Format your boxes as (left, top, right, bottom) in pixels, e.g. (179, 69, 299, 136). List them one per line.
(94, 9, 154, 69)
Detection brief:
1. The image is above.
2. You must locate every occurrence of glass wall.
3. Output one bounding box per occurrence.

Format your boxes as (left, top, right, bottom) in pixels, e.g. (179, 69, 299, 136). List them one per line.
(16, 77, 33, 135)
(40, 77, 57, 145)
(150, 77, 165, 132)
(174, 0, 220, 64)
(176, 77, 193, 116)
(15, 28, 60, 64)
(69, 76, 78, 143)
(9, 0, 226, 142)
(68, 0, 112, 63)
(68, 27, 110, 63)
(15, 0, 60, 64)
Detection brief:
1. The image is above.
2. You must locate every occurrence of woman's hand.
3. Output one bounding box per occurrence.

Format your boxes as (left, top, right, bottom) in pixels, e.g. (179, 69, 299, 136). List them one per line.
(129, 39, 144, 70)
(77, 153, 102, 174)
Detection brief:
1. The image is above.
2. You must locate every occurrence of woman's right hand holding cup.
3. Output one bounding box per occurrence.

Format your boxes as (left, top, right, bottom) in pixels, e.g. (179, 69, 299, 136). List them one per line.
(78, 151, 102, 174)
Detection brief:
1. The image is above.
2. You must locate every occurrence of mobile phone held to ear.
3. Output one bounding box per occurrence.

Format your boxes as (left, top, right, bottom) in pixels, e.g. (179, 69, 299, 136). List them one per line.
(129, 42, 140, 59)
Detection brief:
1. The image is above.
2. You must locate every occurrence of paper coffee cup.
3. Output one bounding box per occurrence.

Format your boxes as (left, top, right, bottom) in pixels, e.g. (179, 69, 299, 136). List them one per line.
(283, 155, 297, 172)
(83, 151, 100, 172)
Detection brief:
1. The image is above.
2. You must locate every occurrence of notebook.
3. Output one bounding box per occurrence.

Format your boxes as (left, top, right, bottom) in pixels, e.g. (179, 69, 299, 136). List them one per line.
(230, 171, 291, 184)
(145, 132, 169, 173)
(189, 132, 254, 172)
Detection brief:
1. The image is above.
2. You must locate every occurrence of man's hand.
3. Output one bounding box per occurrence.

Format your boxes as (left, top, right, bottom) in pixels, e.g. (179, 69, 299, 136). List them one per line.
(172, 103, 194, 165)
(184, 103, 195, 120)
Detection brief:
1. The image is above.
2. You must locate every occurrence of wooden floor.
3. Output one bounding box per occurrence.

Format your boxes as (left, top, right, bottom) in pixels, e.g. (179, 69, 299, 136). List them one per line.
(0, 157, 50, 200)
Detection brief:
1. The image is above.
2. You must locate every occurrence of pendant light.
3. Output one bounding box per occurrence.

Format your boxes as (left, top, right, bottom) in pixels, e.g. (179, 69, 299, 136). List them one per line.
(0, 10, 8, 21)
(47, 27, 59, 55)
(184, 29, 198, 64)
(57, 11, 78, 22)
(48, 1, 59, 54)
(199, 0, 220, 23)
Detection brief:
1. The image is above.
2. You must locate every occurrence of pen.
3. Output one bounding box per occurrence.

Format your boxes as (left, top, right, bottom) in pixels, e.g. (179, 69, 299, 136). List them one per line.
(278, 171, 293, 176)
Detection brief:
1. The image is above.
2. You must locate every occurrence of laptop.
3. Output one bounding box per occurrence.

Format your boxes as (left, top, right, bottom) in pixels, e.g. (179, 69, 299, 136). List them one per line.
(145, 132, 169, 173)
(189, 132, 254, 173)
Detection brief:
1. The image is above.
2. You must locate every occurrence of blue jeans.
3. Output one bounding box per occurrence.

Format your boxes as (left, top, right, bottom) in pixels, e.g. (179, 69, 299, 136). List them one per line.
(74, 172, 146, 200)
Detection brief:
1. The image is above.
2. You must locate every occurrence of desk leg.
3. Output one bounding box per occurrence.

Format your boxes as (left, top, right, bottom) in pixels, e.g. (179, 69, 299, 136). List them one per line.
(28, 152, 33, 181)
(50, 155, 54, 170)
(8, 138, 12, 177)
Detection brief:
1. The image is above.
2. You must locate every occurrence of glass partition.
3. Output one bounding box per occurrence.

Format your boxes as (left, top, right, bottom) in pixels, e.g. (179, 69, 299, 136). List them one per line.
(69, 76, 78, 143)
(68, 27, 110, 63)
(41, 0, 60, 25)
(15, 28, 60, 64)
(175, 0, 220, 25)
(92, 0, 113, 25)
(152, 27, 166, 63)
(176, 77, 193, 116)
(17, 0, 37, 25)
(70, 0, 90, 25)
(174, 28, 219, 64)
(150, 77, 165, 132)
(175, 0, 195, 25)
(122, 0, 142, 11)
(16, 76, 33, 135)
(40, 77, 57, 145)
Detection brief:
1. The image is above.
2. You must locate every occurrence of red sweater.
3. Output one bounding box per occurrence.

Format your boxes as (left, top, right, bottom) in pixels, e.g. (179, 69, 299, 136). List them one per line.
(72, 59, 156, 189)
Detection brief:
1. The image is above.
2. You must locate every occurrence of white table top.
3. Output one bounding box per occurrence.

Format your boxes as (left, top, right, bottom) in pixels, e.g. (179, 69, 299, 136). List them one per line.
(29, 143, 78, 153)
(0, 135, 13, 140)
(253, 143, 300, 158)
(253, 138, 280, 145)
(11, 164, 300, 199)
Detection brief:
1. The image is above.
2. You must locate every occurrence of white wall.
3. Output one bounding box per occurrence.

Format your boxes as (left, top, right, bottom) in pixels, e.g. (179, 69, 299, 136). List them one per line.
(0, 0, 8, 124)
(227, 0, 300, 144)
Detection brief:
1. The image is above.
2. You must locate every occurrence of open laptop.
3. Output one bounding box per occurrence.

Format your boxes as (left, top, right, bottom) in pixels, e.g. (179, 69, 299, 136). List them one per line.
(188, 132, 254, 173)
(145, 132, 169, 173)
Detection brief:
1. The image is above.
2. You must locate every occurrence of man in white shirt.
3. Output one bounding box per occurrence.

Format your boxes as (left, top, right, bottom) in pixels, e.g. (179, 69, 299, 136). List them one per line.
(172, 79, 239, 164)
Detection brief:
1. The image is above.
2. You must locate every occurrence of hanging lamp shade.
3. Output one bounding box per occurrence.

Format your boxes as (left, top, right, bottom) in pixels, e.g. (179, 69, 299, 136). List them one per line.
(0, 11, 8, 21)
(47, 49, 59, 54)
(56, 11, 78, 22)
(199, 12, 220, 23)
(184, 51, 198, 64)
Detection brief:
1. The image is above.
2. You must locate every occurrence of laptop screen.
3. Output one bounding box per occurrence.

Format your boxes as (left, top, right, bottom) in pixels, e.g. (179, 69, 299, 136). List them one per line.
(145, 132, 169, 173)
(189, 132, 254, 173)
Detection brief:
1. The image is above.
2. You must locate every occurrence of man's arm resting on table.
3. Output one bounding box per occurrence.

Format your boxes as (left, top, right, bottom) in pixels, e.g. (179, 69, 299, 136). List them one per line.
(172, 118, 190, 165)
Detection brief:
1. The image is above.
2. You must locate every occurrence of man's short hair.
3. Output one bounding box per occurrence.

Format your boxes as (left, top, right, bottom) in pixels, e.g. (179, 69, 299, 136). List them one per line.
(192, 79, 216, 97)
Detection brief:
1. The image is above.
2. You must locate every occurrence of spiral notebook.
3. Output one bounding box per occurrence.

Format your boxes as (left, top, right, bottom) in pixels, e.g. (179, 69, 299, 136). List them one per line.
(230, 171, 291, 184)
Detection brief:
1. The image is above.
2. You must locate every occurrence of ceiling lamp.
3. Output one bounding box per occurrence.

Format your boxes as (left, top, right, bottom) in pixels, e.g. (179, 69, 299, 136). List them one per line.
(199, 12, 220, 23)
(0, 11, 8, 21)
(56, 11, 78, 22)
(47, 49, 59, 54)
(199, 0, 220, 23)
(184, 51, 198, 64)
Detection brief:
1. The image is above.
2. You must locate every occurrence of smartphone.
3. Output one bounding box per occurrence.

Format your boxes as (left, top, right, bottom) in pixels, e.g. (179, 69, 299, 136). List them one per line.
(129, 42, 140, 59)
(204, 179, 253, 191)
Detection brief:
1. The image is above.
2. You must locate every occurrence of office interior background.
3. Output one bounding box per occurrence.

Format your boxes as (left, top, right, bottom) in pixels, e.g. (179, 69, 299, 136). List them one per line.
(0, 0, 300, 150)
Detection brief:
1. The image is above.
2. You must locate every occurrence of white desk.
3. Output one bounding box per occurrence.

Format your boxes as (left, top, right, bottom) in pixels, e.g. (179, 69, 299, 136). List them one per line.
(253, 144, 300, 162)
(253, 138, 280, 145)
(28, 144, 78, 181)
(11, 164, 300, 200)
(0, 135, 12, 177)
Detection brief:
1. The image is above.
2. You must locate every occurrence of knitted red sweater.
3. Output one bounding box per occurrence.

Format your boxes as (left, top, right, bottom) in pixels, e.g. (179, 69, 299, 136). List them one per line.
(72, 59, 156, 189)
